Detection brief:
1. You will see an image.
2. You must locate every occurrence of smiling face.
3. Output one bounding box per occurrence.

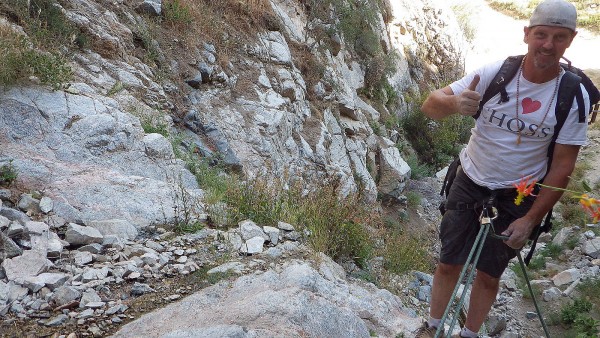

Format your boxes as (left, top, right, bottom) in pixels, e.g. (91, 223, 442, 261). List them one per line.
(523, 25, 577, 71)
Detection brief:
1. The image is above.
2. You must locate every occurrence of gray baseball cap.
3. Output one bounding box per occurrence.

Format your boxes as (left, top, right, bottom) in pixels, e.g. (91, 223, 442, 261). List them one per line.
(529, 0, 577, 31)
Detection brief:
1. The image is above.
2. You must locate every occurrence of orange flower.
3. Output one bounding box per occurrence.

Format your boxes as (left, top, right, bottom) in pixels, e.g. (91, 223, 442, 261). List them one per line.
(579, 194, 600, 223)
(513, 176, 537, 206)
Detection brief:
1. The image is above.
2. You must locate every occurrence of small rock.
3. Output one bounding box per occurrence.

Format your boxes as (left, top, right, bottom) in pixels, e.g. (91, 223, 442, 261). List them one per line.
(130, 283, 154, 296)
(525, 311, 538, 319)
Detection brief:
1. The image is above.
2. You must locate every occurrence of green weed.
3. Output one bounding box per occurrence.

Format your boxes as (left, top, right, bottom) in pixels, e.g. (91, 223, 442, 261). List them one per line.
(362, 51, 399, 108)
(510, 262, 542, 299)
(140, 115, 170, 137)
(573, 315, 599, 337)
(370, 121, 383, 136)
(133, 21, 162, 65)
(577, 278, 600, 306)
(106, 81, 125, 96)
(164, 172, 205, 234)
(185, 151, 377, 267)
(0, 160, 18, 187)
(542, 242, 563, 260)
(403, 153, 434, 180)
(5, 0, 87, 49)
(382, 230, 433, 274)
(405, 191, 422, 209)
(561, 298, 592, 324)
(351, 269, 378, 284)
(526, 255, 546, 271)
(0, 28, 72, 89)
(163, 0, 193, 26)
(401, 92, 472, 169)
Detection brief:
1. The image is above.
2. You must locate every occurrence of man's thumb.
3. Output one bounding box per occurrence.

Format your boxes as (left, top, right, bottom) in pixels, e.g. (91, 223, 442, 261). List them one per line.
(468, 74, 480, 91)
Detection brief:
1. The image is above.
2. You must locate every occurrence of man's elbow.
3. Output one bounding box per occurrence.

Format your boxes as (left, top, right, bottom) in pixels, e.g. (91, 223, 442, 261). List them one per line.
(421, 96, 439, 119)
(420, 99, 432, 118)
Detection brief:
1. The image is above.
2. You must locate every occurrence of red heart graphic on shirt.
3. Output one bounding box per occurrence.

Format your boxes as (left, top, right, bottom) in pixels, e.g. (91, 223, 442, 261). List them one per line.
(521, 97, 541, 114)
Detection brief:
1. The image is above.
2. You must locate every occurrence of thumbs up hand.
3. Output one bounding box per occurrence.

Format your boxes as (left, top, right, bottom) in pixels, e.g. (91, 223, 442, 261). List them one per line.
(457, 74, 481, 116)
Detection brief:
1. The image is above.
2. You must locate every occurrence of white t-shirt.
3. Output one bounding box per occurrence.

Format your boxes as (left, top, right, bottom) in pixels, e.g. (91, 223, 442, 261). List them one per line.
(449, 59, 589, 190)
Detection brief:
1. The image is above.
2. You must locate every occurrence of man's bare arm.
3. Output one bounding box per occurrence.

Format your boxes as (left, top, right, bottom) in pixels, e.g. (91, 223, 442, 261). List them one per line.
(421, 75, 481, 120)
(502, 143, 580, 249)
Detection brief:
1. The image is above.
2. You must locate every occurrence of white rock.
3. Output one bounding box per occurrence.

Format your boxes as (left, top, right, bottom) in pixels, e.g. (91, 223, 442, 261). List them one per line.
(242, 237, 265, 255)
(552, 227, 574, 247)
(2, 250, 52, 282)
(39, 197, 54, 213)
(542, 287, 561, 301)
(239, 220, 267, 241)
(552, 268, 581, 286)
(263, 226, 280, 245)
(583, 238, 600, 258)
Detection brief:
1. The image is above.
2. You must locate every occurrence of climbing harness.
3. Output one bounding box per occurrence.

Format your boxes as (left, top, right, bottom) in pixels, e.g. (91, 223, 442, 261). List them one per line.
(434, 196, 551, 338)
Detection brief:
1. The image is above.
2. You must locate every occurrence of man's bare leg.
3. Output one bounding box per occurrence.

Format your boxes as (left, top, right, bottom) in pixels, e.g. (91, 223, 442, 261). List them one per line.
(463, 270, 500, 332)
(430, 262, 462, 319)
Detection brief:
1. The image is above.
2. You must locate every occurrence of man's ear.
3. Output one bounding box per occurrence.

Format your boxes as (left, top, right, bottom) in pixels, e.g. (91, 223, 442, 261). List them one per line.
(523, 26, 530, 44)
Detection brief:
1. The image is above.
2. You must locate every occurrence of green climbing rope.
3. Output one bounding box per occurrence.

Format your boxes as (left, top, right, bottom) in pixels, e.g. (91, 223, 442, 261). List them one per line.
(434, 202, 551, 338)
(434, 207, 495, 338)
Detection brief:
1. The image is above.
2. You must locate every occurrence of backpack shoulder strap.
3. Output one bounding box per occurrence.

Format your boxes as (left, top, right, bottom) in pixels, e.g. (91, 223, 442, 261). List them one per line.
(474, 55, 524, 120)
(561, 62, 600, 111)
(547, 70, 584, 159)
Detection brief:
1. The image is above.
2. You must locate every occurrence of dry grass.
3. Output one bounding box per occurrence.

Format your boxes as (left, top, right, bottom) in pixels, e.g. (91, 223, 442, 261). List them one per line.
(161, 0, 277, 48)
(288, 40, 325, 100)
(487, 0, 600, 33)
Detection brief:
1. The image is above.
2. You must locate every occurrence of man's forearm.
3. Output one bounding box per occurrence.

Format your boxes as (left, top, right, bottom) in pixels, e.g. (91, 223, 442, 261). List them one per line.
(523, 145, 579, 226)
(524, 183, 567, 226)
(421, 88, 459, 120)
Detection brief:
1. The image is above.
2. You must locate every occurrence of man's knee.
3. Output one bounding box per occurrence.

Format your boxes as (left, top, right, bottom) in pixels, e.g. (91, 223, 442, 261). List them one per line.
(436, 262, 462, 276)
(475, 270, 500, 290)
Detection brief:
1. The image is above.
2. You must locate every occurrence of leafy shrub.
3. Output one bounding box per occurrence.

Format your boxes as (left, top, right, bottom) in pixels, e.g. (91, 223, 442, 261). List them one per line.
(181, 148, 376, 267)
(561, 298, 592, 325)
(405, 191, 422, 208)
(403, 152, 434, 179)
(140, 115, 170, 137)
(401, 92, 473, 169)
(0, 28, 72, 89)
(163, 0, 193, 26)
(0, 160, 18, 187)
(382, 230, 433, 274)
(573, 315, 599, 337)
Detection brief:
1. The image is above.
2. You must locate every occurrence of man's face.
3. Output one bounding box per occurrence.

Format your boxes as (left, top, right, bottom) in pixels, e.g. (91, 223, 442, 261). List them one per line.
(523, 25, 577, 70)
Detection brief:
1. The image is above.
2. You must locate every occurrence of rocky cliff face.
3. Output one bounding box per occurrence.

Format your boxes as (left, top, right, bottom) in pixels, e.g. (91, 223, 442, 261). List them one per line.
(0, 2, 464, 335)
(0, 0, 464, 228)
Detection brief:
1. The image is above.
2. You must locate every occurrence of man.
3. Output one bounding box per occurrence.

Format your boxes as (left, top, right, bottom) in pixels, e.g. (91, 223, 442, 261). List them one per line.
(416, 0, 589, 337)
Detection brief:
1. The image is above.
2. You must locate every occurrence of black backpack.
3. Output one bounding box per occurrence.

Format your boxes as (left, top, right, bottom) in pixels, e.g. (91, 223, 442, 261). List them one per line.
(439, 55, 600, 264)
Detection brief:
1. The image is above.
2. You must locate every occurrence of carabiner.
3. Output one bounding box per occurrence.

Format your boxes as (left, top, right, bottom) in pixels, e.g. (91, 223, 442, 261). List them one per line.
(480, 206, 498, 225)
